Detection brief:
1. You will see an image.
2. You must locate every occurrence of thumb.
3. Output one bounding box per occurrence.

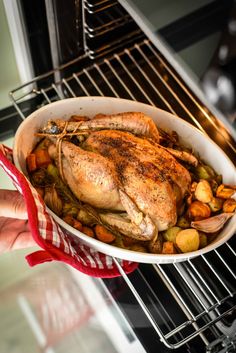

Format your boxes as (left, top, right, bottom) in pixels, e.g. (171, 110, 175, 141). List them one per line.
(0, 190, 28, 219)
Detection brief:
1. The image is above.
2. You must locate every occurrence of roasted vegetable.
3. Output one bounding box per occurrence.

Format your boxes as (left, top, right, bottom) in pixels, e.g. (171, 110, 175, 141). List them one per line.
(163, 226, 181, 243)
(216, 184, 236, 199)
(62, 203, 79, 217)
(94, 225, 115, 243)
(77, 209, 96, 226)
(63, 214, 75, 226)
(222, 198, 236, 213)
(176, 215, 190, 229)
(31, 168, 49, 186)
(82, 226, 95, 238)
(190, 181, 198, 193)
(129, 244, 147, 252)
(148, 233, 163, 254)
(208, 197, 224, 212)
(122, 236, 138, 247)
(176, 229, 200, 253)
(199, 232, 208, 248)
(191, 213, 234, 233)
(47, 163, 60, 180)
(26, 154, 37, 172)
(194, 180, 213, 203)
(44, 186, 63, 216)
(195, 165, 215, 180)
(162, 241, 176, 254)
(188, 200, 211, 220)
(73, 219, 83, 231)
(209, 179, 220, 194)
(35, 148, 51, 168)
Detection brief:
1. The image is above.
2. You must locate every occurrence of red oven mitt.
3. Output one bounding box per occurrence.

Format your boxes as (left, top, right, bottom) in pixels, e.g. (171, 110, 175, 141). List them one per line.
(0, 145, 138, 277)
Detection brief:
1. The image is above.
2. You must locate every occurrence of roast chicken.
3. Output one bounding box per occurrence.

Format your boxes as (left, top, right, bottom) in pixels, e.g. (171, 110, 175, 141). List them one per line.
(43, 112, 193, 241)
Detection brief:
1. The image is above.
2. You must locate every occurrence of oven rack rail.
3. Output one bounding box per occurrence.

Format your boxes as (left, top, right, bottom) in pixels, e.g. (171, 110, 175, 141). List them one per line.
(82, 0, 144, 59)
(84, 9, 133, 38)
(84, 0, 117, 13)
(9, 39, 236, 351)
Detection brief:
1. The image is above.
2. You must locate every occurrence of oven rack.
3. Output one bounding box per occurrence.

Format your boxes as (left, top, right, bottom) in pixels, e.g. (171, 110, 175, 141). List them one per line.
(84, 0, 118, 13)
(9, 38, 236, 351)
(82, 0, 143, 59)
(84, 8, 133, 38)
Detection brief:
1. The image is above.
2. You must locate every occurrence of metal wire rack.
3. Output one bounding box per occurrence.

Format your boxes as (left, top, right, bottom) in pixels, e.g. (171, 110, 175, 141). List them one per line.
(114, 236, 236, 350)
(82, 0, 143, 59)
(9, 1, 236, 350)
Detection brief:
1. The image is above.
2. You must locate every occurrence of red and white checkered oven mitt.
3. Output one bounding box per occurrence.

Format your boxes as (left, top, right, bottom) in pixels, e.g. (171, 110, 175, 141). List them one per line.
(0, 145, 138, 278)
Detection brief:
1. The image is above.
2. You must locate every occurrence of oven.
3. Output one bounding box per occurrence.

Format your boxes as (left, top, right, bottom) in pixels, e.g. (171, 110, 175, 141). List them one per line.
(0, 1, 236, 352)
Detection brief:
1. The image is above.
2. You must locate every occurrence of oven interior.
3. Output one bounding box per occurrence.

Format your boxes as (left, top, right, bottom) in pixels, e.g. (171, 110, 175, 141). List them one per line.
(8, 1, 236, 352)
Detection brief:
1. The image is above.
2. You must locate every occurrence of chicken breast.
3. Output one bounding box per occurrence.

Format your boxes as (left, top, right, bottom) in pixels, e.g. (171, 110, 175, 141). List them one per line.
(83, 130, 191, 230)
(61, 141, 123, 210)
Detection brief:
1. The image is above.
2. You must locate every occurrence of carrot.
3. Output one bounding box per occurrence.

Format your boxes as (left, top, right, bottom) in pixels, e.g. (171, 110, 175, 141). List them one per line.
(162, 241, 176, 254)
(35, 149, 51, 168)
(82, 226, 95, 238)
(63, 214, 75, 226)
(122, 235, 137, 247)
(73, 219, 83, 231)
(95, 224, 116, 243)
(26, 153, 37, 172)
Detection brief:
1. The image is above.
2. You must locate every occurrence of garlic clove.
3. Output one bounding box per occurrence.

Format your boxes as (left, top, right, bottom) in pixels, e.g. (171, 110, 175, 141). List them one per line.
(191, 213, 234, 233)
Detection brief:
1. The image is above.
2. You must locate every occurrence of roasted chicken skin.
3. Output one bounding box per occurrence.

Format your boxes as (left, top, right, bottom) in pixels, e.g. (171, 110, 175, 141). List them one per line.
(43, 112, 192, 240)
(61, 141, 123, 210)
(42, 111, 160, 143)
(83, 130, 191, 230)
(51, 131, 191, 238)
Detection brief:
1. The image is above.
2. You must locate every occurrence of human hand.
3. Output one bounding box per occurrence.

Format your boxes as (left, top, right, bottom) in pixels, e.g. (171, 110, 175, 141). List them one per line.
(0, 190, 36, 252)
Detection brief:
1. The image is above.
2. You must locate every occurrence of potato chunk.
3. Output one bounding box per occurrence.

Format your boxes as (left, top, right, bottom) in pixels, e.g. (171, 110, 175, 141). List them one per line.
(223, 198, 236, 213)
(208, 197, 224, 212)
(176, 229, 200, 253)
(188, 201, 211, 220)
(194, 180, 213, 203)
(162, 241, 176, 254)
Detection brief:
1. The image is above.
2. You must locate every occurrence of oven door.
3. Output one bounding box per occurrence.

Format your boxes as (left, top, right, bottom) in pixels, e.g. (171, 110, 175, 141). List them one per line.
(0, 257, 146, 353)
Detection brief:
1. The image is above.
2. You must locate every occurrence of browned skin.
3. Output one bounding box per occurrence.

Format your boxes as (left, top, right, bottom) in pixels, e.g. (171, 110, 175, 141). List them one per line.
(82, 130, 191, 231)
(43, 112, 160, 142)
(52, 129, 191, 235)
(60, 141, 123, 210)
(90, 112, 160, 142)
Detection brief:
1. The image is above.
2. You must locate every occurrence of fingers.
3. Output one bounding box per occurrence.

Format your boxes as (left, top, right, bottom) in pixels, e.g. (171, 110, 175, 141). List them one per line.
(10, 231, 36, 251)
(0, 190, 28, 219)
(0, 218, 35, 252)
